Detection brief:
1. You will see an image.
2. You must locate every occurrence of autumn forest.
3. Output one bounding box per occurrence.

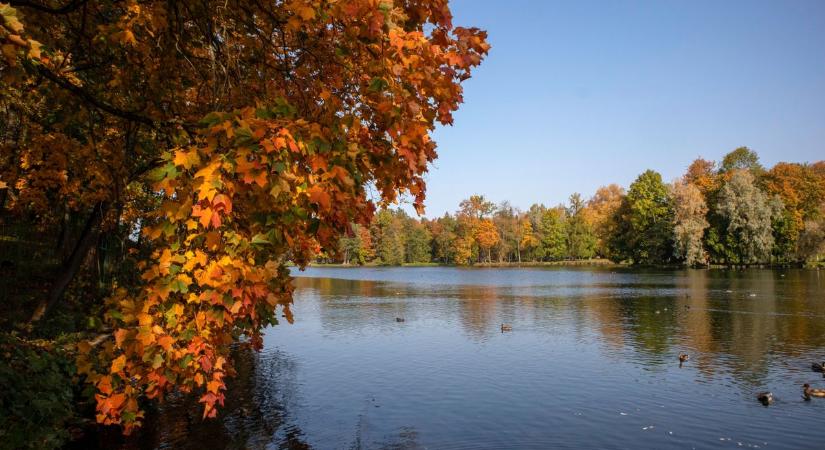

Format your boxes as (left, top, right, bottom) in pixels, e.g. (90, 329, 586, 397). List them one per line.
(329, 147, 825, 268)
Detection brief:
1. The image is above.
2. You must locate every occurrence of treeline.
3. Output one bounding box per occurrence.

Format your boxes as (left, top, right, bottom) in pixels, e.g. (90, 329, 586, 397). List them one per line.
(324, 148, 825, 267)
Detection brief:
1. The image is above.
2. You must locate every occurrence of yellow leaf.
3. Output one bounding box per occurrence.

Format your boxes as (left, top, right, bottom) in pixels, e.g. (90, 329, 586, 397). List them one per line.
(297, 6, 315, 20)
(173, 148, 201, 170)
(111, 355, 127, 373)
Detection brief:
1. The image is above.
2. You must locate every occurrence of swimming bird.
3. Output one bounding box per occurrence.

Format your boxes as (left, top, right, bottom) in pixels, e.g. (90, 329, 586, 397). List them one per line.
(812, 362, 825, 373)
(803, 384, 825, 401)
(395, 317, 405, 322)
(756, 392, 773, 405)
(500, 323, 512, 332)
(679, 353, 690, 363)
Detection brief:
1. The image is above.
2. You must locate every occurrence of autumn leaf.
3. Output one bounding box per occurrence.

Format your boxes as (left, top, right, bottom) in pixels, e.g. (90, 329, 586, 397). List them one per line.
(111, 355, 127, 373)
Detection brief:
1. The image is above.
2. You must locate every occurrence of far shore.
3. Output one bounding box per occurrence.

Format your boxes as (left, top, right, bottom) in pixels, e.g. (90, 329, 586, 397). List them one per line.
(300, 259, 823, 269)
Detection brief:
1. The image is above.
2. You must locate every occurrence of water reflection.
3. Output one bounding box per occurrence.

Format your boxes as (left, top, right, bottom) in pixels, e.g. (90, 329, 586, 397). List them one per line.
(104, 268, 825, 449)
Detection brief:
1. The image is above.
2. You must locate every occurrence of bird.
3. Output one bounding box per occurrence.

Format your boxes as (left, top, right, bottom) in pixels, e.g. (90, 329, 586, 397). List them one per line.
(803, 383, 825, 401)
(395, 317, 405, 322)
(756, 392, 773, 406)
(679, 353, 690, 363)
(811, 362, 825, 373)
(500, 323, 512, 332)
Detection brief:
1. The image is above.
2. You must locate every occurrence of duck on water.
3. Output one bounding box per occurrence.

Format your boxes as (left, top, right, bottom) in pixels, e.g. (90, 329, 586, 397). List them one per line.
(803, 384, 825, 401)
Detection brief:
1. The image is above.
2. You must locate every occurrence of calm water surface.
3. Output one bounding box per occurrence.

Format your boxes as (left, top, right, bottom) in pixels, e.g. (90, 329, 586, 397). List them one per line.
(123, 267, 825, 449)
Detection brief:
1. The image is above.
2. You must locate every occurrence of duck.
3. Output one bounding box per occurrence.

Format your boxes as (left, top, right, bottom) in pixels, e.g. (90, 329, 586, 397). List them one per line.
(500, 323, 512, 332)
(803, 383, 825, 401)
(395, 317, 405, 323)
(812, 362, 825, 373)
(756, 392, 773, 405)
(678, 353, 690, 364)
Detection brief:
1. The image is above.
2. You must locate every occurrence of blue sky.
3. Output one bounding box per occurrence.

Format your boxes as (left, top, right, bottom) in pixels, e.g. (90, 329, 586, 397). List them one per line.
(412, 0, 825, 217)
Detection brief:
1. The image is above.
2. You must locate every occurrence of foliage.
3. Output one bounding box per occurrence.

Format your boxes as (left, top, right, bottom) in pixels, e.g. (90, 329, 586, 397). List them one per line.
(581, 184, 624, 258)
(0, 0, 488, 434)
(711, 170, 783, 264)
(320, 150, 823, 267)
(566, 193, 596, 259)
(0, 335, 76, 450)
(672, 180, 709, 266)
(719, 147, 764, 174)
(539, 206, 567, 260)
(404, 219, 432, 264)
(764, 163, 825, 261)
(608, 170, 674, 264)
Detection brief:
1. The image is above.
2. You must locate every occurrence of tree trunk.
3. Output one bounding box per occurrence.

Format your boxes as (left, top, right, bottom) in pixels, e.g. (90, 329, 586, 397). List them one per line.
(31, 202, 108, 323)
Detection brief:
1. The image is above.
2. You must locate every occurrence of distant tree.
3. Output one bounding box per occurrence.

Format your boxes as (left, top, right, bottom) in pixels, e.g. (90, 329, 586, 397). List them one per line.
(719, 147, 764, 174)
(582, 184, 625, 258)
(452, 235, 474, 266)
(711, 170, 782, 264)
(684, 158, 718, 197)
(493, 202, 520, 262)
(431, 214, 458, 264)
(459, 195, 495, 219)
(374, 209, 406, 265)
(539, 206, 567, 260)
(519, 217, 539, 262)
(404, 220, 432, 264)
(338, 224, 374, 265)
(338, 232, 359, 265)
(356, 225, 375, 264)
(797, 214, 825, 262)
(671, 180, 709, 266)
(566, 193, 596, 259)
(609, 170, 674, 264)
(764, 162, 825, 260)
(475, 219, 500, 263)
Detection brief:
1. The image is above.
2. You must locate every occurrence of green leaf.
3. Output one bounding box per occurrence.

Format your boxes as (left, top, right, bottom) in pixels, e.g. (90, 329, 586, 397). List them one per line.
(179, 354, 194, 368)
(368, 77, 389, 93)
(251, 233, 271, 245)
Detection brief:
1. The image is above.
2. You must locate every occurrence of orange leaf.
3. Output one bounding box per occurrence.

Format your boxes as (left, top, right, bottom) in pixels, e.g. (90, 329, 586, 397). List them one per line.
(111, 355, 127, 373)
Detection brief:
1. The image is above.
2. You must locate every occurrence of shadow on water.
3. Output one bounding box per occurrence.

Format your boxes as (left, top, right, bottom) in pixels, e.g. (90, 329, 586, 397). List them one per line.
(74, 346, 311, 450)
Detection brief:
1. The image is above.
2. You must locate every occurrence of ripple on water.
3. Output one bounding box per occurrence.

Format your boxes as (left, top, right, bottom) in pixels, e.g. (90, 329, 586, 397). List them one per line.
(124, 268, 825, 450)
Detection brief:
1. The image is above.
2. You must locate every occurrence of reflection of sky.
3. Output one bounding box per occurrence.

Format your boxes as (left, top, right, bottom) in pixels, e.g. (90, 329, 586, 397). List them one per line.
(254, 268, 825, 449)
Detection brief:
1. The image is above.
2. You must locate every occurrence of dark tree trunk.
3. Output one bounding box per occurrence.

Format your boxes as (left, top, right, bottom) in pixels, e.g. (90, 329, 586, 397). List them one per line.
(31, 202, 108, 323)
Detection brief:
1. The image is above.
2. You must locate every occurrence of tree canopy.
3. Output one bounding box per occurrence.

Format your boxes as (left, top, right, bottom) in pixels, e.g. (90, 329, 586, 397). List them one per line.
(0, 0, 488, 434)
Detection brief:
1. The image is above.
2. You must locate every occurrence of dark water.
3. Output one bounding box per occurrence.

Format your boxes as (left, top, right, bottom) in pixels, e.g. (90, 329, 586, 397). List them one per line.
(118, 267, 825, 449)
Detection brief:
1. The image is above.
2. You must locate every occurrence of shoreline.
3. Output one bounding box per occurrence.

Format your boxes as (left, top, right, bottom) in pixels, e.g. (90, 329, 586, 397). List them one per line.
(300, 260, 823, 269)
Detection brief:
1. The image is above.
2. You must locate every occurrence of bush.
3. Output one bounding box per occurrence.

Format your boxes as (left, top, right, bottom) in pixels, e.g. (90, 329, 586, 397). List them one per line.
(0, 334, 76, 450)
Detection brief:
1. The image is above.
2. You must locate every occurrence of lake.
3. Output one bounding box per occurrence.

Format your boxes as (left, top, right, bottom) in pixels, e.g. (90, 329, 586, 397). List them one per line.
(118, 267, 825, 449)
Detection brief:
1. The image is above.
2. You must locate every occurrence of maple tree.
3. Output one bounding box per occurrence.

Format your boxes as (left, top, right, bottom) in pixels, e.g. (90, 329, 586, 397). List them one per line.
(1, 0, 488, 432)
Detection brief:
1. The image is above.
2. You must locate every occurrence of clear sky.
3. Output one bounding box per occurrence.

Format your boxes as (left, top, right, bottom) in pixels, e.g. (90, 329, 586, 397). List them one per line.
(413, 0, 825, 217)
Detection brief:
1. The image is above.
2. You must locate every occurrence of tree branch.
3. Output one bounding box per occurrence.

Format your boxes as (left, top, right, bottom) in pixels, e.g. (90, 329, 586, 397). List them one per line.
(9, 0, 88, 15)
(33, 64, 197, 132)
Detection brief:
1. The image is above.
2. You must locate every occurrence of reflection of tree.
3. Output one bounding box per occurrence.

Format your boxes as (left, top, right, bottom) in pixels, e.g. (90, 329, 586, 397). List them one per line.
(583, 269, 825, 386)
(112, 346, 311, 450)
(456, 286, 499, 338)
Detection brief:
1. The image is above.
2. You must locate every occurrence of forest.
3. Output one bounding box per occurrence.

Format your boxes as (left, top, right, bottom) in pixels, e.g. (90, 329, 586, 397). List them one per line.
(328, 147, 825, 267)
